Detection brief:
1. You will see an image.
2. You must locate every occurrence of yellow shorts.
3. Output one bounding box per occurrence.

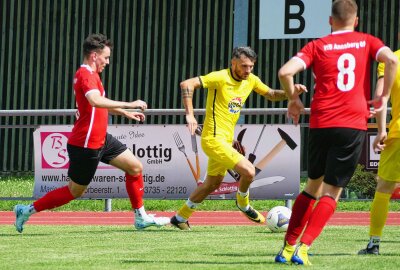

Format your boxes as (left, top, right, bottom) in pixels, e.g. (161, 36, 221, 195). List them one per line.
(201, 136, 245, 176)
(377, 138, 400, 182)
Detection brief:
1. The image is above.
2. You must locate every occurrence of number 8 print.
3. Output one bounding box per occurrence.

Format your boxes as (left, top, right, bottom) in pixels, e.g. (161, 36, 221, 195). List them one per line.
(337, 53, 356, 91)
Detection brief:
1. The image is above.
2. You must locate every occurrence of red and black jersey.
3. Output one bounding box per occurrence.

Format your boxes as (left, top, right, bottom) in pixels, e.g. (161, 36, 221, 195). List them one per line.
(68, 65, 108, 149)
(294, 30, 387, 130)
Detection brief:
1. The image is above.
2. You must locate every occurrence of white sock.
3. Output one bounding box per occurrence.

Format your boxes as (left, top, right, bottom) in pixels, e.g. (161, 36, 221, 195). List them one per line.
(368, 236, 380, 248)
(238, 190, 249, 198)
(26, 204, 36, 215)
(239, 205, 250, 211)
(175, 214, 187, 223)
(186, 199, 198, 209)
(134, 206, 150, 220)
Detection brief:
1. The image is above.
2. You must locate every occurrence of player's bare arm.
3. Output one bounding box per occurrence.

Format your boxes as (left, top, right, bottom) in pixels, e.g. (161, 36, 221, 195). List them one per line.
(369, 51, 398, 114)
(109, 108, 146, 122)
(371, 78, 387, 153)
(86, 92, 147, 110)
(278, 59, 307, 125)
(278, 58, 305, 99)
(375, 47, 398, 104)
(123, 111, 146, 122)
(369, 48, 398, 153)
(263, 89, 287, 101)
(263, 84, 307, 101)
(180, 77, 202, 135)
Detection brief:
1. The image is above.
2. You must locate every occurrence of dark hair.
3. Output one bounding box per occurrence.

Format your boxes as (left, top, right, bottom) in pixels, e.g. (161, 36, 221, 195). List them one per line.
(331, 0, 358, 23)
(83, 33, 113, 58)
(232, 47, 257, 62)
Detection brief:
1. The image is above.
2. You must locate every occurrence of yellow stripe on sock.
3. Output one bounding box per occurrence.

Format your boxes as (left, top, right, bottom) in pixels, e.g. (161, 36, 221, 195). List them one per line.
(369, 191, 391, 237)
(177, 204, 196, 220)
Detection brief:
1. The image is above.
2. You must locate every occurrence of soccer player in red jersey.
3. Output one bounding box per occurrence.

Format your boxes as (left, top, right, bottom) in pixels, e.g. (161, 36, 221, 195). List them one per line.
(274, 0, 398, 265)
(14, 34, 169, 232)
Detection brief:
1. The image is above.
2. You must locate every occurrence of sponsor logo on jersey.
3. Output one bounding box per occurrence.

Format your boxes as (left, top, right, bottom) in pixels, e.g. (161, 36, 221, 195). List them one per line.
(228, 97, 243, 114)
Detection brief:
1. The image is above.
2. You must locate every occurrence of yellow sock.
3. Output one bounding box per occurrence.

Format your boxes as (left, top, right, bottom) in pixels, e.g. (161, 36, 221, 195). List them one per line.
(236, 191, 249, 209)
(177, 203, 196, 220)
(369, 191, 391, 237)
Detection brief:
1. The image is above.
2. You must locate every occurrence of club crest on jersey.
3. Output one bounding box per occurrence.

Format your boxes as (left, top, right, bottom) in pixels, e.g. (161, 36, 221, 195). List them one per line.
(228, 97, 243, 114)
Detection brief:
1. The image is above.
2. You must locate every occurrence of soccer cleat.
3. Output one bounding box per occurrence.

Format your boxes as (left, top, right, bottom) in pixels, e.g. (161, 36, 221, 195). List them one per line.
(14, 204, 31, 233)
(358, 245, 380, 255)
(291, 243, 312, 266)
(275, 241, 296, 264)
(134, 214, 170, 230)
(170, 215, 191, 230)
(235, 201, 265, 223)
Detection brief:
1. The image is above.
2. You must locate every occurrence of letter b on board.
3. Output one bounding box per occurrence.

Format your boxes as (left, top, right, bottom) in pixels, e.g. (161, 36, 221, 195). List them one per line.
(284, 0, 305, 34)
(259, 0, 331, 39)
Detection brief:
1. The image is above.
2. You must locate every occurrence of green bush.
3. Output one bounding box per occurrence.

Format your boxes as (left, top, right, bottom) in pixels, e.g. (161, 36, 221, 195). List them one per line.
(347, 164, 377, 199)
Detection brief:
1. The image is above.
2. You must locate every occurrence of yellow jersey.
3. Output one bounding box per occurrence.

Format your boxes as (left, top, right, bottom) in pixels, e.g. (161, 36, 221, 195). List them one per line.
(199, 68, 269, 140)
(377, 49, 400, 139)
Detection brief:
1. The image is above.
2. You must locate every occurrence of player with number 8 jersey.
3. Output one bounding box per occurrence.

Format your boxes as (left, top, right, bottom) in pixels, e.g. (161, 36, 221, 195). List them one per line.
(295, 31, 386, 130)
(274, 0, 398, 266)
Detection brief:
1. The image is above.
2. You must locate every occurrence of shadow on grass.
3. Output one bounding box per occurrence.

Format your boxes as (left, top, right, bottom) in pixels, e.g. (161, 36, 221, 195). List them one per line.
(213, 253, 263, 257)
(354, 238, 400, 244)
(121, 259, 281, 265)
(301, 252, 399, 257)
(0, 233, 50, 237)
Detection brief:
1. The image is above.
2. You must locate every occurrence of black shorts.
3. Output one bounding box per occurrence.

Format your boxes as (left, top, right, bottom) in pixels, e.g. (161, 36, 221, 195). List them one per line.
(307, 128, 366, 187)
(67, 133, 127, 185)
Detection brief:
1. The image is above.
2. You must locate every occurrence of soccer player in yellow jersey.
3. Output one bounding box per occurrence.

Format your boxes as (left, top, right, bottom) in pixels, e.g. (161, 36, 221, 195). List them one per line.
(170, 47, 306, 230)
(359, 49, 400, 255)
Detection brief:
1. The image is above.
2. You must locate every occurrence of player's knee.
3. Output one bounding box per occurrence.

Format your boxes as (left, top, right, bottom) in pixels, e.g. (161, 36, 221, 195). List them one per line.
(240, 166, 255, 179)
(68, 185, 87, 198)
(125, 162, 143, 176)
(71, 189, 85, 198)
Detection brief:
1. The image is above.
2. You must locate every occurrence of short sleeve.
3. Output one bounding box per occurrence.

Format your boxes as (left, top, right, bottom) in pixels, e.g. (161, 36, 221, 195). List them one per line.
(367, 35, 386, 61)
(252, 75, 270, 95)
(81, 75, 100, 95)
(293, 41, 315, 69)
(199, 71, 222, 90)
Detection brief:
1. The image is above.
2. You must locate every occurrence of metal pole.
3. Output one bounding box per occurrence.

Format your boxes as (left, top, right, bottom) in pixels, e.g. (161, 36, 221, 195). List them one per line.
(233, 0, 249, 125)
(104, 199, 112, 212)
(0, 108, 313, 117)
(285, 199, 293, 209)
(233, 0, 249, 47)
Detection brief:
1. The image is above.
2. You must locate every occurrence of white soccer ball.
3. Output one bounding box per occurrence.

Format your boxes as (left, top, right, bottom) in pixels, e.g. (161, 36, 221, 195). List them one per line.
(266, 206, 292, 232)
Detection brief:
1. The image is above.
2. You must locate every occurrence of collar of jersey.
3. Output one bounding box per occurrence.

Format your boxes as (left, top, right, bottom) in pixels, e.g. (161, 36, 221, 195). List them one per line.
(229, 68, 242, 83)
(81, 64, 94, 73)
(331, 30, 354, 35)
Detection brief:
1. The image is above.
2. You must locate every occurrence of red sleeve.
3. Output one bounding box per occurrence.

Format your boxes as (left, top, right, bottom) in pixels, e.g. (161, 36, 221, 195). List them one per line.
(367, 35, 386, 60)
(294, 40, 315, 68)
(80, 71, 100, 95)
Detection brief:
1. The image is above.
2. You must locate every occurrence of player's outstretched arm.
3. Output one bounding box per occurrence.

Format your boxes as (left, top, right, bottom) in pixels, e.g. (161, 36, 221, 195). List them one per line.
(263, 84, 307, 101)
(86, 91, 147, 110)
(109, 108, 146, 122)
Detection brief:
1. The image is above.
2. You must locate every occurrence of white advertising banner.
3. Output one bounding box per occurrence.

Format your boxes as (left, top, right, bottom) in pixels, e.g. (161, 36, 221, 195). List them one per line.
(366, 132, 380, 170)
(33, 125, 300, 200)
(259, 0, 331, 39)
